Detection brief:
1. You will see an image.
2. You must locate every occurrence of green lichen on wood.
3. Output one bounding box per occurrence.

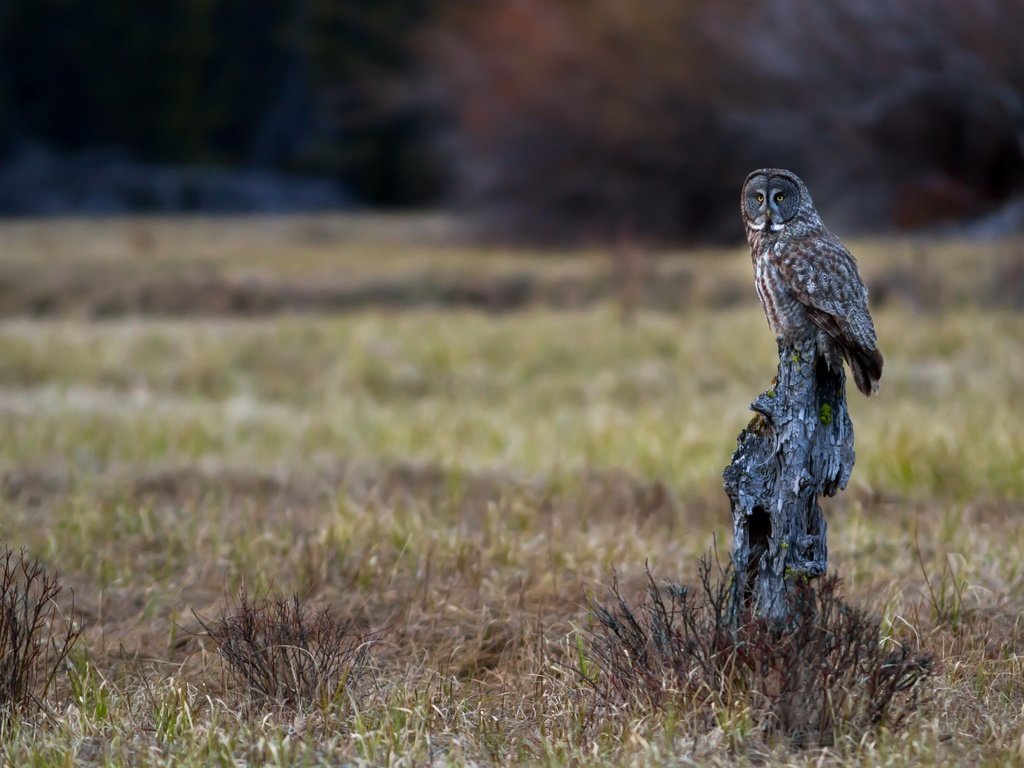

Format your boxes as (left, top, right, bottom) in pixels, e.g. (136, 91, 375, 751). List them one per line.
(819, 403, 833, 426)
(784, 564, 812, 584)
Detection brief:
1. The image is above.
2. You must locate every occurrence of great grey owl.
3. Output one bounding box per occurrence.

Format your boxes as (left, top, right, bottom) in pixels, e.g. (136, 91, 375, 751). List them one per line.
(741, 168, 883, 397)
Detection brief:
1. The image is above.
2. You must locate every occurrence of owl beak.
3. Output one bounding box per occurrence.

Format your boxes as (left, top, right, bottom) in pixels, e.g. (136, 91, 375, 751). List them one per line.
(764, 207, 773, 222)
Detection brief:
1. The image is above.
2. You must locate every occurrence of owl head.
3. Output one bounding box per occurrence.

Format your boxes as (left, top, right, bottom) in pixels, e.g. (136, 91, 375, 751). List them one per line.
(741, 168, 819, 235)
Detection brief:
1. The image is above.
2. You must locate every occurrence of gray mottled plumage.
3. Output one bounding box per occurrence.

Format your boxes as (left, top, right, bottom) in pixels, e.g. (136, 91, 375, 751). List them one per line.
(740, 168, 883, 397)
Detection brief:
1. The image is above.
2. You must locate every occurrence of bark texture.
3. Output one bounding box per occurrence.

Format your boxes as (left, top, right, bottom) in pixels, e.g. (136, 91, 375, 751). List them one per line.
(723, 337, 855, 621)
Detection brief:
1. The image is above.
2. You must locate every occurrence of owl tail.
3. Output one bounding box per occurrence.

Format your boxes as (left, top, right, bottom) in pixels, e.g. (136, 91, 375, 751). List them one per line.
(849, 345, 884, 397)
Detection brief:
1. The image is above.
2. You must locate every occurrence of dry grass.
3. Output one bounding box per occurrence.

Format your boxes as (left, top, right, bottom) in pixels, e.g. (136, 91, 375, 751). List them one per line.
(0, 217, 1021, 764)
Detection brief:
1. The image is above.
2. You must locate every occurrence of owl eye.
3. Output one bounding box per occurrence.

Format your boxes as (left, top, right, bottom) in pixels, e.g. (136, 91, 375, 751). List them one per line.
(774, 193, 785, 203)
(755, 193, 764, 204)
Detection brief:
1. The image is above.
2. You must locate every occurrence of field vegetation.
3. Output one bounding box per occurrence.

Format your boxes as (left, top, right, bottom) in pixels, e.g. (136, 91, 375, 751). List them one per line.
(0, 216, 1023, 765)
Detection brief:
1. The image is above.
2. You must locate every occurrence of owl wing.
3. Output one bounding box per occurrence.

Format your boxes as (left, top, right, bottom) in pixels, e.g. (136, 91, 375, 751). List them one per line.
(780, 233, 883, 395)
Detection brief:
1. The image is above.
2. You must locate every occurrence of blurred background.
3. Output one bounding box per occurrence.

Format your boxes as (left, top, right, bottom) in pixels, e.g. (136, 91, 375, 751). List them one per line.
(2, 0, 1024, 243)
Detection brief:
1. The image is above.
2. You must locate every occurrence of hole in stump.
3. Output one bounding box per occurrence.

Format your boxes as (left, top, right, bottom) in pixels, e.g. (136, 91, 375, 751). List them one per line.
(745, 505, 772, 599)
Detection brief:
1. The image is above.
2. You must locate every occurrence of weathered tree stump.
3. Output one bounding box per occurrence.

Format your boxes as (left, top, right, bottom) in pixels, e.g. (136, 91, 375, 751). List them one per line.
(723, 337, 855, 621)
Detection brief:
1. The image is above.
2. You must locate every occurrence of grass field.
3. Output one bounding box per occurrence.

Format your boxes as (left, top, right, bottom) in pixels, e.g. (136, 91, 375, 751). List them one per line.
(1, 216, 1023, 765)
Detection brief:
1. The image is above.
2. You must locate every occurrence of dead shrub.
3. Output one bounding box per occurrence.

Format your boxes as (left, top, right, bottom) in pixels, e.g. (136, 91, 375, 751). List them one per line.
(581, 561, 933, 747)
(0, 546, 82, 719)
(196, 591, 379, 711)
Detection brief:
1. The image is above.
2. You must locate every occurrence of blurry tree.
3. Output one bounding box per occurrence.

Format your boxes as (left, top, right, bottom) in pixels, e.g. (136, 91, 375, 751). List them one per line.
(304, 0, 445, 204)
(715, 0, 1024, 233)
(427, 0, 747, 242)
(426, 0, 1024, 241)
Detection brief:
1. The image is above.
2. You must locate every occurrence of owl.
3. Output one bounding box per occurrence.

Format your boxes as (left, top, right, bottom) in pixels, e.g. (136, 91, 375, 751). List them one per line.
(740, 169, 883, 397)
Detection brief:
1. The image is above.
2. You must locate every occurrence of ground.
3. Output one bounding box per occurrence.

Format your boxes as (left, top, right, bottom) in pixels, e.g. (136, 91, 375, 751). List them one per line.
(0, 215, 1023, 765)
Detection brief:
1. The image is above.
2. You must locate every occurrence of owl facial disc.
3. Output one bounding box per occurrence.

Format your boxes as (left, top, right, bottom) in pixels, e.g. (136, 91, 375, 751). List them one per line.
(742, 170, 803, 233)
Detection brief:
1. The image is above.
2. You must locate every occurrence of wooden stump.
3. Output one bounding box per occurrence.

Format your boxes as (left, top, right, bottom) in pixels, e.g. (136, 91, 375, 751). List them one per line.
(723, 337, 855, 621)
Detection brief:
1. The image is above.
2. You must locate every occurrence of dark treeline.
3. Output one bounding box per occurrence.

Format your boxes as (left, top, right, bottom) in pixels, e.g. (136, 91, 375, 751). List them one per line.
(2, 0, 1024, 240)
(0, 1, 443, 207)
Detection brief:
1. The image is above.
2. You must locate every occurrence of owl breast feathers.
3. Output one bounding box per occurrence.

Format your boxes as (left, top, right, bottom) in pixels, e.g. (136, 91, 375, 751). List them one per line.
(741, 169, 883, 397)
